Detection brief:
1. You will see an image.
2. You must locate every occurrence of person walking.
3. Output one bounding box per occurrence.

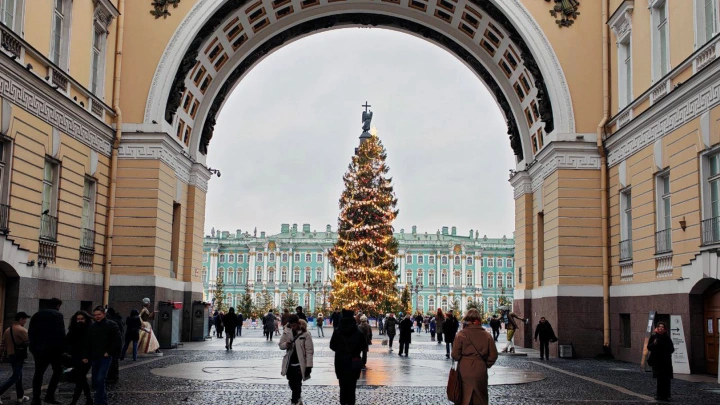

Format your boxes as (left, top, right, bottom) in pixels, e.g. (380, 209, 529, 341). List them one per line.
(215, 311, 224, 339)
(436, 308, 445, 345)
(279, 316, 314, 405)
(263, 310, 276, 341)
(83, 307, 122, 405)
(28, 297, 65, 405)
(236, 311, 244, 337)
(500, 309, 527, 353)
(281, 308, 291, 328)
(329, 310, 367, 405)
(120, 309, 141, 361)
(316, 313, 325, 338)
(489, 315, 501, 342)
(534, 317, 557, 360)
(222, 307, 239, 350)
(414, 313, 423, 334)
(647, 322, 675, 401)
(0, 312, 30, 404)
(105, 308, 124, 384)
(296, 306, 307, 322)
(398, 314, 413, 357)
(65, 311, 93, 405)
(424, 315, 430, 333)
(330, 308, 341, 330)
(357, 316, 372, 367)
(443, 310, 459, 359)
(450, 308, 498, 405)
(384, 313, 397, 352)
(208, 312, 214, 337)
(377, 315, 384, 336)
(430, 317, 437, 341)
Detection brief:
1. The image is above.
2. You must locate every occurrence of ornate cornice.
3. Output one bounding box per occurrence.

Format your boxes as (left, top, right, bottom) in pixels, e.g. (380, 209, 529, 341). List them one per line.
(608, 1, 633, 42)
(0, 57, 113, 155)
(117, 132, 194, 184)
(509, 171, 532, 200)
(528, 141, 601, 191)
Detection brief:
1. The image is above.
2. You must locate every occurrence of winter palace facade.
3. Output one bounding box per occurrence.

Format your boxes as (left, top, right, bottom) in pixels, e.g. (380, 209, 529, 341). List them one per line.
(202, 224, 515, 314)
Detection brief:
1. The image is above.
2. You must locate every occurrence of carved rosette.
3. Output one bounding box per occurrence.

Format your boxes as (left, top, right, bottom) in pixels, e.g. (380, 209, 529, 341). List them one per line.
(544, 0, 580, 28)
(151, 0, 181, 19)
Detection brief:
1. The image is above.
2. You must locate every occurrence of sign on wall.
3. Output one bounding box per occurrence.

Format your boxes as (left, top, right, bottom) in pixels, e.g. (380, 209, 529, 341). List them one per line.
(641, 310, 656, 370)
(669, 315, 690, 374)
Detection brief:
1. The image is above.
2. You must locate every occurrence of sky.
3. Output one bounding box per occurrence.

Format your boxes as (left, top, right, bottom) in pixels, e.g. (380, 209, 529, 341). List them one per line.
(205, 28, 516, 239)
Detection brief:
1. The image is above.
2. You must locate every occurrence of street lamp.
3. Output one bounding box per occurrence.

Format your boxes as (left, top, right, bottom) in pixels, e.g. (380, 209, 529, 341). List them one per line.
(408, 281, 423, 314)
(304, 280, 321, 312)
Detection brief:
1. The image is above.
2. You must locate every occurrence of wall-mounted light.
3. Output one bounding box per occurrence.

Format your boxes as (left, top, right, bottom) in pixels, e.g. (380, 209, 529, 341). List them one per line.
(208, 168, 221, 178)
(20, 260, 35, 267)
(679, 216, 687, 231)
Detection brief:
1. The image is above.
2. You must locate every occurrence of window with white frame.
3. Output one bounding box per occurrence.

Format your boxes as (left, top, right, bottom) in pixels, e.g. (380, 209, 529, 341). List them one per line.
(238, 254, 244, 263)
(228, 270, 235, 284)
(228, 254, 234, 263)
(618, 34, 633, 108)
(90, 23, 106, 96)
(305, 267, 311, 283)
(428, 270, 435, 285)
(281, 267, 288, 282)
(317, 253, 323, 262)
(267, 268, 274, 283)
(651, 0, 670, 80)
(305, 253, 311, 262)
(316, 268, 322, 282)
(428, 297, 435, 310)
(81, 178, 96, 232)
(269, 253, 275, 262)
(454, 271, 461, 285)
(696, 0, 719, 46)
(454, 256, 460, 265)
(293, 268, 300, 283)
(417, 255, 424, 264)
(620, 189, 633, 259)
(487, 272, 494, 288)
(281, 253, 288, 262)
(497, 273, 503, 288)
(201, 267, 207, 282)
(488, 258, 495, 267)
(255, 267, 262, 282)
(441, 297, 448, 312)
(417, 269, 423, 284)
(466, 256, 473, 265)
(257, 252, 263, 262)
(498, 258, 505, 268)
(294, 253, 300, 262)
(506, 273, 513, 287)
(466, 271, 473, 286)
(656, 171, 672, 253)
(217, 267, 224, 281)
(237, 269, 244, 284)
(406, 271, 412, 283)
(441, 256, 448, 265)
(0, 0, 24, 34)
(429, 255, 435, 265)
(50, 0, 72, 69)
(219, 254, 225, 263)
(488, 298, 495, 313)
(441, 270, 448, 285)
(507, 258, 514, 268)
(406, 254, 413, 264)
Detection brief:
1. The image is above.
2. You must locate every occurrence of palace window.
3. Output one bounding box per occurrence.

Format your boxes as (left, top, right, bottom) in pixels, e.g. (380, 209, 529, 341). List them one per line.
(428, 296, 435, 310)
(255, 267, 262, 282)
(429, 255, 435, 265)
(441, 270, 448, 286)
(228, 270, 235, 284)
(294, 253, 300, 262)
(619, 35, 632, 108)
(441, 297, 448, 312)
(441, 256, 448, 265)
(257, 252, 263, 262)
(80, 178, 96, 248)
(40, 159, 59, 243)
(406, 255, 413, 264)
(316, 268, 322, 282)
(238, 270, 244, 284)
(466, 271, 473, 286)
(417, 269, 423, 284)
(238, 254, 244, 263)
(487, 272, 494, 288)
(281, 253, 288, 262)
(305, 267, 311, 283)
(417, 255, 424, 265)
(201, 267, 207, 282)
(651, 0, 670, 80)
(406, 271, 412, 283)
(228, 254, 234, 263)
(417, 296, 424, 312)
(90, 16, 109, 97)
(428, 270, 435, 286)
(487, 298, 495, 313)
(219, 254, 225, 263)
(454, 256, 460, 266)
(466, 256, 473, 265)
(506, 273, 513, 287)
(703, 152, 720, 244)
(317, 253, 323, 262)
(453, 272, 461, 286)
(497, 273, 503, 288)
(655, 171, 672, 254)
(50, 0, 72, 69)
(488, 258, 495, 267)
(0, 0, 24, 34)
(294, 268, 300, 283)
(620, 189, 633, 259)
(217, 268, 224, 282)
(269, 253, 275, 262)
(696, 0, 719, 46)
(305, 253, 312, 262)
(281, 267, 288, 283)
(507, 258, 514, 268)
(268, 268, 275, 283)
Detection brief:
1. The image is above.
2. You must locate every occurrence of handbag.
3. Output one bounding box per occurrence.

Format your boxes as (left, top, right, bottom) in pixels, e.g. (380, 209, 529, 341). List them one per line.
(446, 360, 462, 404)
(9, 326, 27, 361)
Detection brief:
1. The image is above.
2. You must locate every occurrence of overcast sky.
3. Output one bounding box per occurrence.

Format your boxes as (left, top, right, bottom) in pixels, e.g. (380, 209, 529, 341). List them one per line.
(205, 28, 516, 239)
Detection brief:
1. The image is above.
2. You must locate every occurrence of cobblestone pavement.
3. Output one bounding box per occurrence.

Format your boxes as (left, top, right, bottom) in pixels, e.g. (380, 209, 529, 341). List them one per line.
(0, 327, 718, 404)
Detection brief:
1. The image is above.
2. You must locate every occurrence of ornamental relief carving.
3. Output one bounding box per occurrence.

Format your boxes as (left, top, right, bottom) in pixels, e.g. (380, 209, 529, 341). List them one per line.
(544, 0, 580, 28)
(151, 0, 181, 19)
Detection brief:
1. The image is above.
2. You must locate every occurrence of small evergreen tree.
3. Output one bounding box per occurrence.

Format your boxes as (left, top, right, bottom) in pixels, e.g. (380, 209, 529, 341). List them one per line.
(399, 287, 412, 315)
(282, 293, 299, 312)
(451, 298, 461, 315)
(213, 276, 226, 312)
(237, 293, 255, 319)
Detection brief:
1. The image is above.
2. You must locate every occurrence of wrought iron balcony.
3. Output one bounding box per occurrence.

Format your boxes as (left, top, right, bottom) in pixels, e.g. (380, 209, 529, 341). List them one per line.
(80, 228, 95, 250)
(619, 238, 633, 261)
(0, 203, 9, 235)
(654, 229, 672, 254)
(702, 217, 720, 245)
(39, 213, 58, 242)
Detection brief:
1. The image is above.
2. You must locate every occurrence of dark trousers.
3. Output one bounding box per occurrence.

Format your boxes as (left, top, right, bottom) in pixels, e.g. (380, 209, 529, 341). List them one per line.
(361, 350, 367, 366)
(287, 365, 303, 404)
(398, 342, 409, 356)
(387, 334, 395, 348)
(437, 333, 443, 343)
(121, 338, 139, 360)
(71, 362, 91, 403)
(656, 375, 671, 399)
(446, 341, 452, 356)
(32, 352, 62, 400)
(539, 339, 550, 359)
(338, 378, 358, 405)
(236, 325, 242, 336)
(225, 330, 236, 348)
(492, 328, 500, 341)
(0, 356, 24, 398)
(91, 357, 112, 405)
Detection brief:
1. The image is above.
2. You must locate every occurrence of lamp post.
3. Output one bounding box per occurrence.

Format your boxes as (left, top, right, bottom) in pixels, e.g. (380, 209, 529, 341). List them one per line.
(409, 281, 423, 314)
(304, 280, 321, 313)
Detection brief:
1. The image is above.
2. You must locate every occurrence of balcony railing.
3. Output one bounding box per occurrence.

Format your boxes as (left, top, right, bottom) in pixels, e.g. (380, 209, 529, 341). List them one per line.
(0, 203, 9, 235)
(702, 216, 720, 245)
(654, 229, 672, 254)
(80, 228, 95, 250)
(619, 239, 633, 261)
(39, 214, 58, 242)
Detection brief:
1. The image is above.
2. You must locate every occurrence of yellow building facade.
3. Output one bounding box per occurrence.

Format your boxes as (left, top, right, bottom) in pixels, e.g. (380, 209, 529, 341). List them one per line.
(0, 0, 717, 373)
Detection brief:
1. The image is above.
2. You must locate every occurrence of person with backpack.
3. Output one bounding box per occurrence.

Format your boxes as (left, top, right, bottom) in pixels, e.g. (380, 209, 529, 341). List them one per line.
(120, 309, 141, 361)
(0, 312, 30, 403)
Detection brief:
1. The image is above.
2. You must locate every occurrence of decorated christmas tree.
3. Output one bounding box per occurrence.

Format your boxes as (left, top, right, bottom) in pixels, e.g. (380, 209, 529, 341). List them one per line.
(329, 105, 400, 314)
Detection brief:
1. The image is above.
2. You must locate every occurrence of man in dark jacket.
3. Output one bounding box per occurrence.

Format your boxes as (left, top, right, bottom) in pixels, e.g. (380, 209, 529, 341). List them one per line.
(330, 308, 341, 330)
(296, 306, 307, 322)
(384, 313, 398, 352)
(263, 310, 276, 341)
(329, 310, 367, 405)
(222, 307, 239, 350)
(83, 306, 121, 405)
(105, 308, 124, 383)
(534, 317, 557, 360)
(443, 310, 459, 359)
(489, 315, 502, 342)
(398, 315, 413, 357)
(236, 311, 244, 337)
(29, 297, 65, 405)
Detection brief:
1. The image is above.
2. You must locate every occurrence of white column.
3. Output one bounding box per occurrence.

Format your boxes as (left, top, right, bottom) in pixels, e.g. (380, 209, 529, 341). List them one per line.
(263, 248, 269, 283)
(275, 291, 280, 307)
(399, 254, 406, 284)
(249, 249, 256, 285)
(209, 251, 218, 282)
(461, 253, 467, 287)
(436, 251, 440, 285)
(448, 250, 454, 288)
(323, 250, 329, 282)
(476, 254, 482, 287)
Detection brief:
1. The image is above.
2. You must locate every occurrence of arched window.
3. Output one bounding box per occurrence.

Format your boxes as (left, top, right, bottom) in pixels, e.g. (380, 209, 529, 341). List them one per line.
(466, 271, 473, 286)
(488, 258, 495, 267)
(316, 267, 322, 282)
(294, 253, 300, 262)
(281, 267, 288, 283)
(219, 255, 225, 263)
(454, 255, 460, 265)
(255, 267, 262, 282)
(453, 271, 461, 285)
(406, 271, 412, 283)
(498, 258, 504, 267)
(294, 267, 300, 283)
(488, 298, 495, 313)
(497, 273, 503, 288)
(227, 293, 233, 307)
(238, 254, 245, 263)
(228, 254, 235, 263)
(317, 253, 323, 262)
(269, 253, 275, 262)
(466, 256, 473, 265)
(228, 270, 235, 285)
(507, 273, 514, 287)
(428, 270, 435, 286)
(305, 267, 311, 282)
(268, 268, 275, 283)
(417, 269, 423, 285)
(417, 295, 424, 312)
(441, 296, 448, 312)
(507, 258, 514, 268)
(282, 253, 288, 262)
(218, 267, 225, 282)
(305, 253, 312, 262)
(237, 270, 244, 284)
(441, 270, 448, 285)
(406, 255, 413, 264)
(429, 255, 435, 265)
(257, 252, 263, 262)
(202, 267, 208, 283)
(487, 272, 494, 288)
(428, 296, 436, 310)
(441, 256, 448, 265)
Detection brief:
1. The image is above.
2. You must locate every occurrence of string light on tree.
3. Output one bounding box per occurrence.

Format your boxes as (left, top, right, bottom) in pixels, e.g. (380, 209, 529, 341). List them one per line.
(329, 104, 400, 314)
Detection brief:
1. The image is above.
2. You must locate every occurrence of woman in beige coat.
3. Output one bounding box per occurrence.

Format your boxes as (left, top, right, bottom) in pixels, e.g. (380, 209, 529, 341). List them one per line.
(279, 316, 314, 405)
(451, 309, 498, 405)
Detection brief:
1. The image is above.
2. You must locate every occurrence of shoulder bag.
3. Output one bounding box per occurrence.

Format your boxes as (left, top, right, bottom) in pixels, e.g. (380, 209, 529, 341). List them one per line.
(10, 326, 27, 361)
(446, 359, 462, 404)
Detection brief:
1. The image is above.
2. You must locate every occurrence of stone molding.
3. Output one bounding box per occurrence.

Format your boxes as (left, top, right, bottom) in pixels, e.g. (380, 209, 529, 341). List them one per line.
(189, 162, 210, 193)
(509, 171, 532, 200)
(514, 284, 604, 300)
(608, 0, 634, 42)
(528, 141, 602, 192)
(110, 274, 204, 293)
(606, 62, 720, 167)
(0, 58, 113, 156)
(118, 132, 195, 184)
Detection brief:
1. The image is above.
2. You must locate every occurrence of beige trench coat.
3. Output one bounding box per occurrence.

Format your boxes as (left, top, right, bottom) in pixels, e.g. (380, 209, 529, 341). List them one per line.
(279, 328, 314, 381)
(450, 324, 498, 405)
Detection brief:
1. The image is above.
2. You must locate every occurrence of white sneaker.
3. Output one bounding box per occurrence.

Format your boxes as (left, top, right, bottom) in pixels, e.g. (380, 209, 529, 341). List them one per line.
(17, 397, 30, 404)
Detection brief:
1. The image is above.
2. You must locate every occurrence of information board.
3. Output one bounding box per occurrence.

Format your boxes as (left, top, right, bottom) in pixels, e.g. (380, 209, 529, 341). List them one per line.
(669, 315, 690, 374)
(641, 310, 656, 370)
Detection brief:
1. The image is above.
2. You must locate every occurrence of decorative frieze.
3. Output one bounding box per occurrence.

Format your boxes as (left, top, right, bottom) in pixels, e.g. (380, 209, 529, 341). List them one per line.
(655, 254, 673, 278)
(649, 79, 670, 104)
(117, 133, 205, 187)
(529, 142, 602, 192)
(543, 0, 580, 28)
(695, 43, 717, 72)
(620, 261, 633, 281)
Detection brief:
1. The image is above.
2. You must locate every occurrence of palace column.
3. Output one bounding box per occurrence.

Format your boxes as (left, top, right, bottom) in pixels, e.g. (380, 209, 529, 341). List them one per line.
(461, 252, 467, 287)
(262, 248, 269, 285)
(399, 252, 406, 284)
(249, 248, 256, 287)
(475, 254, 482, 287)
(323, 249, 329, 282)
(448, 249, 454, 288)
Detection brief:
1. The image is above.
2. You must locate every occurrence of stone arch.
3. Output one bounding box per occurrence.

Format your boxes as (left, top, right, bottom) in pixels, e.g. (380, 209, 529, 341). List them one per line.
(144, 0, 575, 167)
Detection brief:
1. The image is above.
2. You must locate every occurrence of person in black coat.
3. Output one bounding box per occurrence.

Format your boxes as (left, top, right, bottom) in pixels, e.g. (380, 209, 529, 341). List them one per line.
(330, 309, 341, 330)
(647, 321, 675, 401)
(534, 317, 557, 360)
(263, 310, 276, 341)
(443, 310, 459, 359)
(215, 311, 224, 338)
(398, 314, 413, 357)
(105, 308, 124, 383)
(329, 309, 367, 405)
(236, 311, 244, 337)
(83, 307, 122, 405)
(65, 311, 93, 405)
(222, 307, 239, 350)
(28, 297, 65, 405)
(121, 309, 142, 361)
(296, 306, 307, 322)
(489, 315, 501, 342)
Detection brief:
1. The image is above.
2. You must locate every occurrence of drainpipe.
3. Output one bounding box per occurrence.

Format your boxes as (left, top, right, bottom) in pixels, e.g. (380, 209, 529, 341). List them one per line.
(103, 0, 125, 306)
(598, 0, 611, 349)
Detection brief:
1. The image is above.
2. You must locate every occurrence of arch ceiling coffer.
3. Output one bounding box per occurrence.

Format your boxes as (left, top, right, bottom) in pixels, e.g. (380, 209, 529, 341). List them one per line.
(163, 0, 556, 161)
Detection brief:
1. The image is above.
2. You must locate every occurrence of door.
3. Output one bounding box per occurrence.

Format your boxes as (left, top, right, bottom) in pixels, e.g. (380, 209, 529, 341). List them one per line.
(705, 285, 720, 375)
